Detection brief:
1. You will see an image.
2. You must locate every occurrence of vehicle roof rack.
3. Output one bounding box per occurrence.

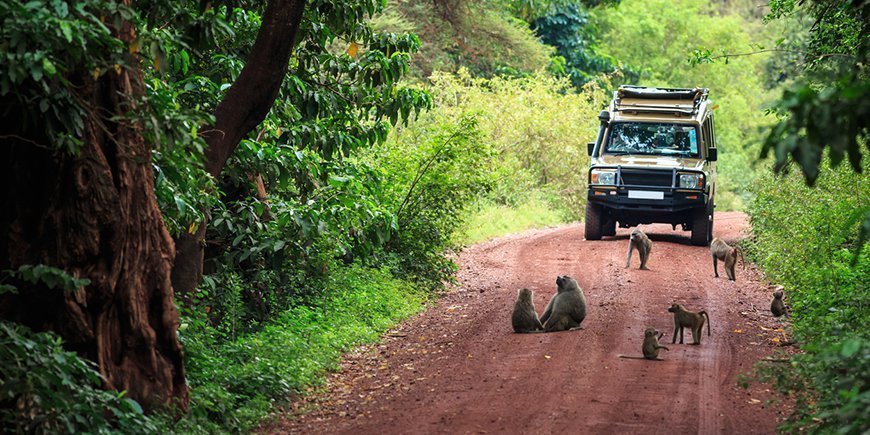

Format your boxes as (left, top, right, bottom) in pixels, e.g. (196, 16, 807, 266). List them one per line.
(613, 85, 709, 117)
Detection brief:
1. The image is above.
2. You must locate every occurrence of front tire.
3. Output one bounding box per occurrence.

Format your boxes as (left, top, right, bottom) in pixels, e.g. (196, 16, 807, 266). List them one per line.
(691, 203, 712, 246)
(585, 202, 603, 240)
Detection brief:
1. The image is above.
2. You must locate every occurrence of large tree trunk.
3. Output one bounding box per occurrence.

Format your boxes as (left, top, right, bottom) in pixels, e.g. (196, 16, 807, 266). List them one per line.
(0, 14, 187, 411)
(171, 0, 307, 296)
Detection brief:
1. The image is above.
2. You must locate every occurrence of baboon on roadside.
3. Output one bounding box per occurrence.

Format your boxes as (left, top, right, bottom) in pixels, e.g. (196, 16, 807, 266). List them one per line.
(511, 288, 544, 333)
(626, 228, 652, 270)
(619, 328, 671, 361)
(642, 328, 670, 359)
(540, 276, 587, 332)
(710, 238, 743, 281)
(770, 290, 787, 317)
(668, 303, 711, 345)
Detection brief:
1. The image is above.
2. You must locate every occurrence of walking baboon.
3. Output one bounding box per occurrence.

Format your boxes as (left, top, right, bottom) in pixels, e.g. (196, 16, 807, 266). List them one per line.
(511, 288, 544, 333)
(539, 276, 587, 332)
(770, 290, 786, 317)
(710, 238, 743, 281)
(668, 303, 711, 345)
(626, 228, 652, 270)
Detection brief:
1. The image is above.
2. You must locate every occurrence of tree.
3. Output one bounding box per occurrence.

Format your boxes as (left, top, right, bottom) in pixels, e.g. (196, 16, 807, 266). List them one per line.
(0, 0, 306, 411)
(171, 0, 306, 297)
(0, 0, 189, 410)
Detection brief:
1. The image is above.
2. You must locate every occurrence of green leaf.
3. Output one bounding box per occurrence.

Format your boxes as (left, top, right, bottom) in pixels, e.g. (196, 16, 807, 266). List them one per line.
(841, 339, 861, 358)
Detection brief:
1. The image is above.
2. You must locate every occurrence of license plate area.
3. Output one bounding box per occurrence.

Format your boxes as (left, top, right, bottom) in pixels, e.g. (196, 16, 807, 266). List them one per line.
(628, 190, 664, 200)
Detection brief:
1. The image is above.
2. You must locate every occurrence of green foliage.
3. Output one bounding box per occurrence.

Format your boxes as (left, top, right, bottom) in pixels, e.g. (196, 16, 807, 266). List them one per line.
(176, 264, 425, 433)
(761, 79, 868, 185)
(595, 0, 779, 210)
(457, 194, 563, 244)
(371, 115, 495, 289)
(0, 321, 160, 433)
(0, 264, 91, 295)
(0, 0, 130, 152)
(532, 2, 625, 88)
(747, 159, 869, 432)
(387, 1, 554, 78)
(426, 69, 603, 217)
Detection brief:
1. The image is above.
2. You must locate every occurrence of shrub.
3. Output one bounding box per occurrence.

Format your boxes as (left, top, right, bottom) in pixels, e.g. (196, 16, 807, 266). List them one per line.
(0, 321, 159, 434)
(747, 159, 869, 433)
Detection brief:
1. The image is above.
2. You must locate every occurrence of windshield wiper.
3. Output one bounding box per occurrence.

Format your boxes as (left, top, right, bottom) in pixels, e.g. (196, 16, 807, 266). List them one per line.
(605, 151, 635, 156)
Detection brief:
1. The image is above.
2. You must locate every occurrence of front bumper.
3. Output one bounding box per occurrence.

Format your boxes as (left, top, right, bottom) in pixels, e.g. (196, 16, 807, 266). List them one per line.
(587, 166, 709, 212)
(587, 187, 708, 212)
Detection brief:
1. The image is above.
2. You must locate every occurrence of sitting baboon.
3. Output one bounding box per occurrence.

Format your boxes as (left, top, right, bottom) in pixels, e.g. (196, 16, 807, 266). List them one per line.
(642, 328, 670, 360)
(540, 276, 587, 332)
(512, 288, 544, 333)
(626, 228, 652, 270)
(770, 290, 787, 317)
(668, 303, 711, 345)
(710, 238, 743, 281)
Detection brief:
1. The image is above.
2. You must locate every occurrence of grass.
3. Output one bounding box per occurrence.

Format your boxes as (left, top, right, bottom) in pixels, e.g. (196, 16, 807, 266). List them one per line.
(457, 195, 566, 245)
(175, 265, 427, 433)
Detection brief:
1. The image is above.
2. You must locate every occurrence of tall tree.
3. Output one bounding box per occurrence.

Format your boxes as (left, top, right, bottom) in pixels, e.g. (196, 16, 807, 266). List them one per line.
(0, 0, 306, 410)
(0, 0, 188, 410)
(171, 0, 306, 296)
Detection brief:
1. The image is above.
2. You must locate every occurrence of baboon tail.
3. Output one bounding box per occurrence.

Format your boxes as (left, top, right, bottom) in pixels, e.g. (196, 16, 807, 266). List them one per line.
(700, 311, 711, 336)
(736, 246, 746, 270)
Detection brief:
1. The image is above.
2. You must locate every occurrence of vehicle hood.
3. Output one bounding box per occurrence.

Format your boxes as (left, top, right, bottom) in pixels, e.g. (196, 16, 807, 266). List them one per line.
(595, 154, 705, 170)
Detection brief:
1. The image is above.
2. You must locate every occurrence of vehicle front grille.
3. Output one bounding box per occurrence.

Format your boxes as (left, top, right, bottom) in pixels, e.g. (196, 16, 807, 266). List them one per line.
(619, 170, 673, 188)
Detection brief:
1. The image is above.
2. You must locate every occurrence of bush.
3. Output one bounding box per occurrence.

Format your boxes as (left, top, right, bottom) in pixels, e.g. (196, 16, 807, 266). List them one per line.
(747, 159, 869, 433)
(0, 321, 160, 434)
(177, 264, 425, 432)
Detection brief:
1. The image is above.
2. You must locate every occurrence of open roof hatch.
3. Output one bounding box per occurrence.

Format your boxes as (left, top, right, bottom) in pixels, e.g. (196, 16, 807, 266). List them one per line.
(613, 85, 709, 117)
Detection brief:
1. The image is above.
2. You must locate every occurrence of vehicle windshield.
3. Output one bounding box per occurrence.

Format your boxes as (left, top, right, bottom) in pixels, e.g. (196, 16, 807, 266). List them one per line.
(604, 122, 699, 157)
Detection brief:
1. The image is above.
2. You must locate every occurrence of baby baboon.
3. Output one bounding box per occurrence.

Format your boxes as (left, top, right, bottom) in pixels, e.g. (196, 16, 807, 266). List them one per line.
(626, 228, 652, 270)
(539, 275, 587, 332)
(668, 303, 711, 345)
(642, 328, 670, 359)
(511, 288, 544, 333)
(617, 328, 670, 361)
(710, 238, 743, 281)
(770, 290, 786, 317)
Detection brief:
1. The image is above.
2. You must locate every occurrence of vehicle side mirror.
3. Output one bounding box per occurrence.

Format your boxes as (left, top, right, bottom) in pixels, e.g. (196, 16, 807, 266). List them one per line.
(708, 148, 717, 161)
(587, 142, 595, 156)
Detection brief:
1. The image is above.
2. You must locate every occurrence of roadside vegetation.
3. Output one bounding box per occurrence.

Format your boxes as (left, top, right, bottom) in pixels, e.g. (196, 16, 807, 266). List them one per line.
(0, 0, 865, 433)
(747, 160, 868, 433)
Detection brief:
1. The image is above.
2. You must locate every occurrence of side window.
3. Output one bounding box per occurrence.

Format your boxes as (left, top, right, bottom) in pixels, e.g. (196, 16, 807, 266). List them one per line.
(709, 115, 717, 148)
(701, 117, 713, 151)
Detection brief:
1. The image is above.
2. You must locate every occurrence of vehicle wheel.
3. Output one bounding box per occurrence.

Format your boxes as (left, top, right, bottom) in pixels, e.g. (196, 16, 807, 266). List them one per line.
(585, 203, 603, 240)
(691, 205, 711, 246)
(603, 218, 616, 237)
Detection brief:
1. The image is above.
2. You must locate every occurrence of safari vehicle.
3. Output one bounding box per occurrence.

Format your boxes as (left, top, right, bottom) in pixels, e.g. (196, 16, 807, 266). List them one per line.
(585, 85, 718, 246)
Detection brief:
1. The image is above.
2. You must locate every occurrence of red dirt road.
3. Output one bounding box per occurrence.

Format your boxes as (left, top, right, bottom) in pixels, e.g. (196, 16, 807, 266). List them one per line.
(271, 212, 790, 434)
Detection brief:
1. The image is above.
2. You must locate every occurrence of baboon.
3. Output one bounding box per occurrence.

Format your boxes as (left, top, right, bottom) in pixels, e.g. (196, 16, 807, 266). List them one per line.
(710, 238, 743, 281)
(668, 303, 711, 345)
(642, 327, 670, 359)
(511, 288, 544, 333)
(619, 327, 671, 361)
(540, 276, 587, 332)
(626, 228, 652, 270)
(770, 290, 786, 317)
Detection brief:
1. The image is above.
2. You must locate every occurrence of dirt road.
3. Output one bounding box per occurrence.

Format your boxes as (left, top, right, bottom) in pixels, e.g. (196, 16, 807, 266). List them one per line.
(272, 212, 789, 434)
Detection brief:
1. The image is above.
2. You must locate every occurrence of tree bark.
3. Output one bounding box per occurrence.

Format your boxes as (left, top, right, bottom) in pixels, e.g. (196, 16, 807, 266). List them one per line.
(0, 10, 187, 411)
(171, 0, 307, 296)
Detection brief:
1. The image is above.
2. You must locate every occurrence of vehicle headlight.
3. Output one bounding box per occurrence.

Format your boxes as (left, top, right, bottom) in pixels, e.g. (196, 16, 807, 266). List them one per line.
(679, 173, 704, 189)
(591, 169, 616, 185)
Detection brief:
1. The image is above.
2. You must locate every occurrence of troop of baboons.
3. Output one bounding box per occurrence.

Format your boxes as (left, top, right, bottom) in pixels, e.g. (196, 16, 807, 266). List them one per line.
(511, 226, 788, 360)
